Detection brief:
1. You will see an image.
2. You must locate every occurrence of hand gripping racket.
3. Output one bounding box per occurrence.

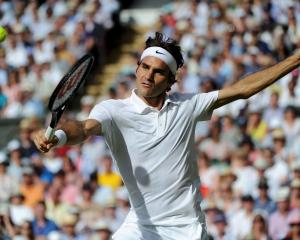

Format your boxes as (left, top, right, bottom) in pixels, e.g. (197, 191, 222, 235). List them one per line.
(45, 54, 94, 140)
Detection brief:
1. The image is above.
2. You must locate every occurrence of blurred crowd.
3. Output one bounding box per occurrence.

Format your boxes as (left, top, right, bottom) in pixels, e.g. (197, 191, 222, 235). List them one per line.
(0, 0, 120, 118)
(1, 0, 300, 240)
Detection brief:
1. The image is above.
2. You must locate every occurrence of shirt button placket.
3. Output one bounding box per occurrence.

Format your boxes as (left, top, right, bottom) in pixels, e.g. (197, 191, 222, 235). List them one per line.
(157, 111, 163, 136)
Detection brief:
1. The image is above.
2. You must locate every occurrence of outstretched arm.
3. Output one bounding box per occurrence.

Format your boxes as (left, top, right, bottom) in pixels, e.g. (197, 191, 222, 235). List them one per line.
(212, 52, 300, 109)
(33, 119, 101, 153)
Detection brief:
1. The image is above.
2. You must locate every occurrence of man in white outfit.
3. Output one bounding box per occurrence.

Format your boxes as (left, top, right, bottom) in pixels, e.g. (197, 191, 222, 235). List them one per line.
(34, 32, 300, 239)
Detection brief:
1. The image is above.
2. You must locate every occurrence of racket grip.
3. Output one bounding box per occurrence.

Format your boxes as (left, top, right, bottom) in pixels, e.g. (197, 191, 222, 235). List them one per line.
(45, 126, 55, 140)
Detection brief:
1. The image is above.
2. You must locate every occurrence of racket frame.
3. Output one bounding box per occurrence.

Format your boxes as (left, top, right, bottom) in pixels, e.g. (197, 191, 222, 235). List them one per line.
(45, 54, 94, 140)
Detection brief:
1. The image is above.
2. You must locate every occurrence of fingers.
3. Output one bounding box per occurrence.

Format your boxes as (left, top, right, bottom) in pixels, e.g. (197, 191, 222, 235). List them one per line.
(33, 130, 58, 153)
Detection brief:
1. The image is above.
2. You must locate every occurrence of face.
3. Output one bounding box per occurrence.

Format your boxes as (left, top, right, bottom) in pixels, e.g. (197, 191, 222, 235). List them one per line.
(136, 56, 172, 98)
(35, 203, 46, 218)
(252, 215, 266, 232)
(102, 157, 112, 172)
(243, 200, 254, 212)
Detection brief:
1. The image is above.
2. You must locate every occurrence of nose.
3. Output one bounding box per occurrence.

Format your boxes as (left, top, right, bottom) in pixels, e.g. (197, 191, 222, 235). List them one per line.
(145, 69, 155, 81)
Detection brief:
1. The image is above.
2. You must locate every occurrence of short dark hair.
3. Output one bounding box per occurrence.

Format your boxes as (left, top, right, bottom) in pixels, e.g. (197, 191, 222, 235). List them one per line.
(141, 32, 184, 85)
(144, 32, 184, 69)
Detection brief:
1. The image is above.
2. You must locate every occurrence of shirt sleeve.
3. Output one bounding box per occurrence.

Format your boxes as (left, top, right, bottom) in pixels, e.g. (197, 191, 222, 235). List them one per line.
(193, 90, 219, 121)
(88, 102, 112, 135)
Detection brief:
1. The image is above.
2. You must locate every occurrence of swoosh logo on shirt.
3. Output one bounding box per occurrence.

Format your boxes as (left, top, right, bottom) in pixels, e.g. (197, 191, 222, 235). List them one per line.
(155, 50, 165, 55)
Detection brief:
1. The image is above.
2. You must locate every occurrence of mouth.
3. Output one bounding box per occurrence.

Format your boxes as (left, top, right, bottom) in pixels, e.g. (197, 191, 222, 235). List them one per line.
(141, 82, 152, 88)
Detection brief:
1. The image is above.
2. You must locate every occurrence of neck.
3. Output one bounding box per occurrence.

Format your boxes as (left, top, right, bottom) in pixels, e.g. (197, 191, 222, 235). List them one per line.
(138, 92, 166, 110)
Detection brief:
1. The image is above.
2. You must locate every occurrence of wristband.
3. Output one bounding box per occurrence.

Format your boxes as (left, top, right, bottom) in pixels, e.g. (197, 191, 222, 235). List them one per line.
(54, 129, 67, 147)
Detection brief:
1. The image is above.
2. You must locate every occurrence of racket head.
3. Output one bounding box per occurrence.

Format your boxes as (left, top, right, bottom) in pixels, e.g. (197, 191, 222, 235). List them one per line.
(48, 54, 94, 112)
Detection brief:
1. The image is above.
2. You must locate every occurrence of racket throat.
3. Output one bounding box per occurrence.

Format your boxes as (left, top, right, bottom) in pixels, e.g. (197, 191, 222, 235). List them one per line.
(49, 108, 64, 128)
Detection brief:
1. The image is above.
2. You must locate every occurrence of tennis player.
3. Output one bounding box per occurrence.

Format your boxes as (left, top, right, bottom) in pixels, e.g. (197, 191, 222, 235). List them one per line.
(33, 32, 300, 239)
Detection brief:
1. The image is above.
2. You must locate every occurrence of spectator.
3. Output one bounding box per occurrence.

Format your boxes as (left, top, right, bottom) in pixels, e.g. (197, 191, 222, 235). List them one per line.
(210, 211, 234, 240)
(45, 186, 72, 227)
(92, 180, 115, 208)
(102, 201, 121, 233)
(290, 161, 300, 180)
(197, 151, 219, 197)
(97, 155, 122, 191)
(268, 187, 291, 240)
(30, 153, 53, 187)
(115, 186, 130, 224)
(76, 183, 103, 229)
(9, 193, 34, 226)
(19, 82, 45, 118)
(289, 178, 300, 209)
(215, 179, 239, 220)
(253, 156, 269, 179)
(19, 166, 45, 208)
(282, 105, 300, 146)
(80, 136, 107, 180)
(2, 69, 22, 118)
(246, 107, 268, 145)
(231, 149, 259, 197)
(7, 139, 24, 182)
(14, 220, 35, 240)
(263, 91, 284, 128)
(116, 80, 131, 99)
(199, 121, 231, 163)
(5, 36, 29, 68)
(32, 200, 59, 238)
(245, 213, 271, 240)
(0, 86, 8, 114)
(279, 71, 300, 108)
(0, 153, 19, 203)
(90, 220, 112, 240)
(76, 95, 96, 121)
(229, 195, 255, 239)
(18, 118, 39, 159)
(60, 157, 82, 205)
(43, 149, 64, 175)
(59, 214, 86, 240)
(265, 129, 289, 199)
(254, 178, 277, 216)
(286, 208, 300, 240)
(220, 115, 242, 150)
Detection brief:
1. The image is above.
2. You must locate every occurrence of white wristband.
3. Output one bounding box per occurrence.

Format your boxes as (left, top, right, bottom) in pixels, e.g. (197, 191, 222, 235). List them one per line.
(54, 130, 67, 147)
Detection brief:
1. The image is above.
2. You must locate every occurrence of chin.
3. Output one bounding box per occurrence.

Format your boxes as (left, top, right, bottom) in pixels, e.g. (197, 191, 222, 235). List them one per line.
(138, 88, 152, 97)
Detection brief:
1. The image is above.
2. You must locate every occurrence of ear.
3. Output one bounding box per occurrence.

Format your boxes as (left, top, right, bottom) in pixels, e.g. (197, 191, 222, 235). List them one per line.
(167, 72, 176, 85)
(166, 74, 174, 92)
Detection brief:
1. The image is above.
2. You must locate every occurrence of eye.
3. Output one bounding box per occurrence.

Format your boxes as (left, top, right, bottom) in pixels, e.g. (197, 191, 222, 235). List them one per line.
(141, 63, 149, 70)
(155, 69, 167, 77)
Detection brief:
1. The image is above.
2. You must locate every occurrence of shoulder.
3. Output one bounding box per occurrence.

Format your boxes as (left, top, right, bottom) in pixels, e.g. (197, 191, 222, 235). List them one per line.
(93, 98, 130, 113)
(168, 92, 197, 102)
(97, 98, 128, 108)
(169, 91, 219, 101)
(169, 91, 219, 102)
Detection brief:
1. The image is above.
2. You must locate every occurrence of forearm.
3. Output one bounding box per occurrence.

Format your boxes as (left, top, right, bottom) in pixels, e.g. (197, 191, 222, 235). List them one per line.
(59, 120, 90, 145)
(34, 119, 101, 152)
(236, 53, 300, 98)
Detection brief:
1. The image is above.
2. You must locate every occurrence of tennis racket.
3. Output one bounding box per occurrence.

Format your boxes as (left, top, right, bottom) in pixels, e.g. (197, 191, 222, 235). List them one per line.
(45, 54, 94, 140)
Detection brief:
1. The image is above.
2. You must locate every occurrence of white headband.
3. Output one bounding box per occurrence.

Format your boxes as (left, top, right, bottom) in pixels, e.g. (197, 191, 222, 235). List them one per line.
(140, 47, 177, 75)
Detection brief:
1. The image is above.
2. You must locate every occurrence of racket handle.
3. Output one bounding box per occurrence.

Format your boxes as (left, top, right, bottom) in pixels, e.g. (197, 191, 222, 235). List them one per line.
(45, 126, 55, 140)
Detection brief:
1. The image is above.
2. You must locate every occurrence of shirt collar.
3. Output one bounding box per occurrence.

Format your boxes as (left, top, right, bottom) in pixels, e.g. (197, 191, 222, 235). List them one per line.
(130, 89, 178, 114)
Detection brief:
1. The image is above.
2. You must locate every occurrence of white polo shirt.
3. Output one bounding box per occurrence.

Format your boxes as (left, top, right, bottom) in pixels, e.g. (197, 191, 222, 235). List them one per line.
(89, 89, 219, 226)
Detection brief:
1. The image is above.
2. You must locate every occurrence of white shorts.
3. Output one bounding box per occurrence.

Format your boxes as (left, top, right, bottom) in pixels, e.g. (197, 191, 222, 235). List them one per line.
(112, 221, 207, 240)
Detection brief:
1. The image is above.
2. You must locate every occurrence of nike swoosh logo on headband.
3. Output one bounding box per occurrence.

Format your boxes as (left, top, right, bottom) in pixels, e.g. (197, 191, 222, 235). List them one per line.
(155, 50, 165, 55)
